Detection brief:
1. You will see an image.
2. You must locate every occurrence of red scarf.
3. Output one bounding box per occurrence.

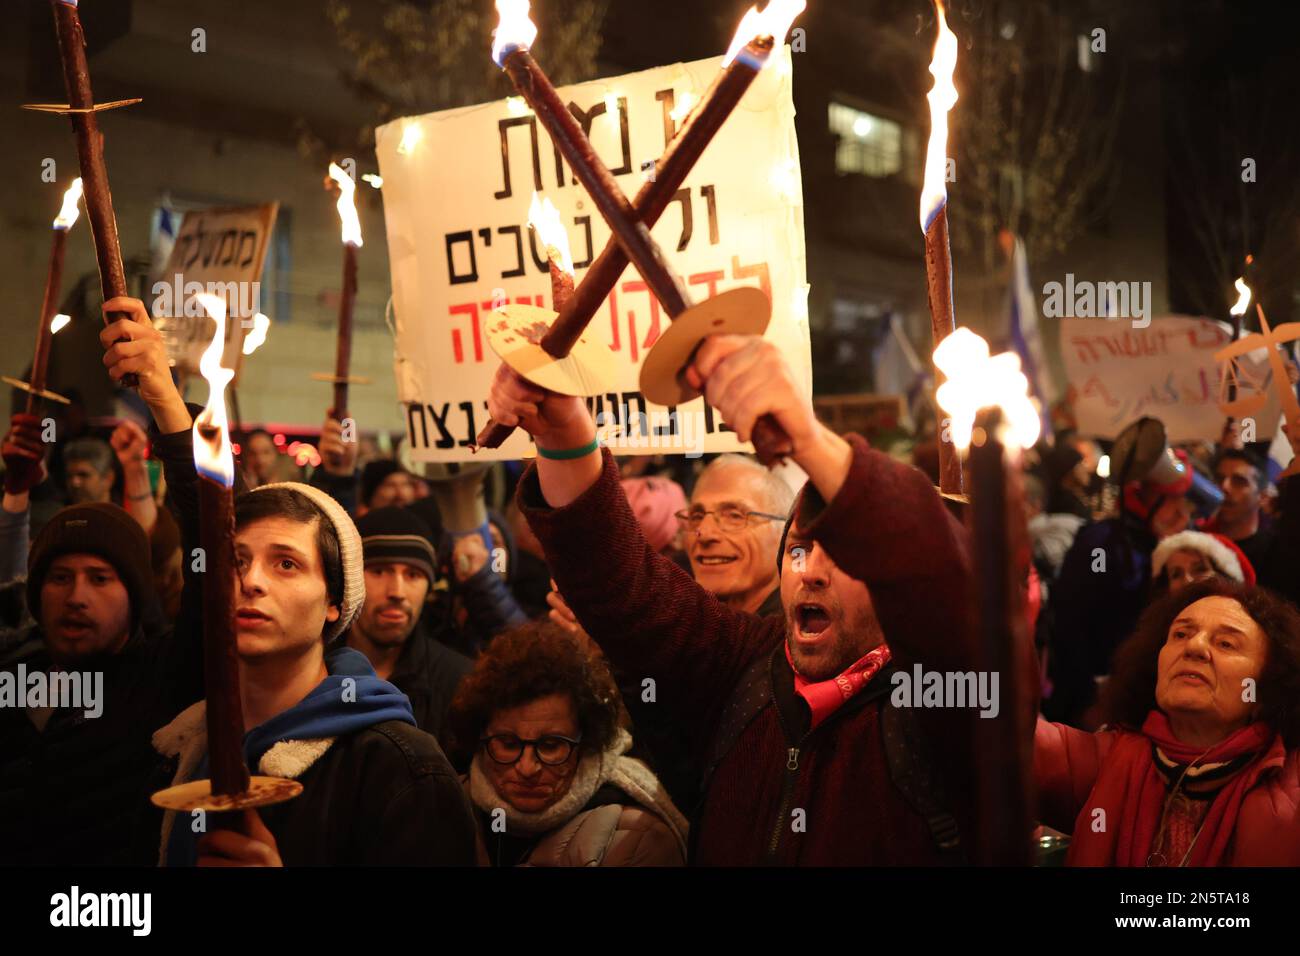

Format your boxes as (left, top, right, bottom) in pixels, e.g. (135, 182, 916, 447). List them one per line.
(1067, 711, 1279, 867)
(786, 643, 892, 730)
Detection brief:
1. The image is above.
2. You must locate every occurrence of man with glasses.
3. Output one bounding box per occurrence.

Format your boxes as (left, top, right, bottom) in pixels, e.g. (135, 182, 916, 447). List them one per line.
(677, 455, 793, 617)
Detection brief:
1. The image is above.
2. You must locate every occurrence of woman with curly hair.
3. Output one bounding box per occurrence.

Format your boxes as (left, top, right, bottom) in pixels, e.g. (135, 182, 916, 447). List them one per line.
(1036, 579, 1300, 866)
(448, 621, 687, 866)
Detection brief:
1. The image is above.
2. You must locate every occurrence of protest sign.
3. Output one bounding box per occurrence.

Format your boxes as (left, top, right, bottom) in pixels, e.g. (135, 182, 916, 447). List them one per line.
(1062, 315, 1281, 443)
(152, 203, 278, 383)
(375, 48, 810, 461)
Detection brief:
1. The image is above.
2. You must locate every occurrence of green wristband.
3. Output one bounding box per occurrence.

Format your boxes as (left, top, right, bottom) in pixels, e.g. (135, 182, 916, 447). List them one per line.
(536, 437, 600, 460)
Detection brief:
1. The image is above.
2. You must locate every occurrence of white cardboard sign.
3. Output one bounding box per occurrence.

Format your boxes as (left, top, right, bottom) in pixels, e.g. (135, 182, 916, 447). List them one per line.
(1062, 315, 1281, 442)
(375, 48, 810, 461)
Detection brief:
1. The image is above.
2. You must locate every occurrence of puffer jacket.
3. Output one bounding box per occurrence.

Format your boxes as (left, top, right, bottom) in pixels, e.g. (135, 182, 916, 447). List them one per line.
(477, 788, 685, 867)
(467, 729, 687, 866)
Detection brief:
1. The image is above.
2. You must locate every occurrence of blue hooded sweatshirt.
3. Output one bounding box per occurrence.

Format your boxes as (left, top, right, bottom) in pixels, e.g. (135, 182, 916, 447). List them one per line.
(165, 646, 415, 866)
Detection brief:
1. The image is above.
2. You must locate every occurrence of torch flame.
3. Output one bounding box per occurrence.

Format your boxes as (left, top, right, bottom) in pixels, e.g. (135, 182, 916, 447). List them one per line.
(52, 178, 84, 230)
(919, 0, 958, 232)
(527, 192, 575, 277)
(1229, 277, 1251, 317)
(192, 292, 235, 488)
(327, 162, 363, 248)
(933, 327, 1041, 451)
(723, 0, 807, 67)
(669, 91, 697, 123)
(397, 121, 424, 154)
(492, 0, 538, 67)
(49, 314, 71, 335)
(242, 313, 271, 356)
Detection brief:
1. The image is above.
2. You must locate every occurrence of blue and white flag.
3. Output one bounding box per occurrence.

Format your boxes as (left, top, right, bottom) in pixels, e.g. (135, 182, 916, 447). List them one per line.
(871, 313, 929, 430)
(1007, 235, 1056, 407)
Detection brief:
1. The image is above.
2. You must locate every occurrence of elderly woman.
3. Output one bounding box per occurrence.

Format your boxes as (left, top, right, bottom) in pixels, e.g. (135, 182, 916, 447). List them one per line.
(1151, 530, 1255, 594)
(1036, 579, 1300, 865)
(448, 621, 687, 866)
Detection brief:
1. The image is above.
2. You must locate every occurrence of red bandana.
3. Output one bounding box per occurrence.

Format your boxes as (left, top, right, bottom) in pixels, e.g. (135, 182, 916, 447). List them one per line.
(786, 642, 892, 730)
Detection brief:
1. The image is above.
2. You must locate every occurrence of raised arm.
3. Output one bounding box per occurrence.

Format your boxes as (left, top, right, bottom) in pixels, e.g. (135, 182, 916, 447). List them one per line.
(110, 418, 158, 535)
(100, 297, 207, 709)
(0, 412, 46, 585)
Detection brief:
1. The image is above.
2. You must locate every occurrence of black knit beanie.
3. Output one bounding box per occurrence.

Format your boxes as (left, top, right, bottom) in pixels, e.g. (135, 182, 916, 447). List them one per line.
(356, 506, 439, 583)
(360, 460, 403, 507)
(27, 502, 152, 632)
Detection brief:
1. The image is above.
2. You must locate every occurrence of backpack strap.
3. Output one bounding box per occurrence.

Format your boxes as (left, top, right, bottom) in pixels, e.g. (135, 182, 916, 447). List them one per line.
(880, 700, 966, 862)
(698, 648, 775, 804)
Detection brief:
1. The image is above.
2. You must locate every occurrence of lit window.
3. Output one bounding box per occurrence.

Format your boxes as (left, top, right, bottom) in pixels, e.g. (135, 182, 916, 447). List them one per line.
(829, 102, 902, 178)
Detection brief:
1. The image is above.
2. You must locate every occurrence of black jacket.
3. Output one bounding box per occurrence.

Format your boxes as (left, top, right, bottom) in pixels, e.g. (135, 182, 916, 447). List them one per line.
(1257, 474, 1300, 607)
(245, 719, 478, 865)
(389, 628, 473, 754)
(0, 427, 205, 866)
(150, 418, 477, 866)
(0, 627, 202, 865)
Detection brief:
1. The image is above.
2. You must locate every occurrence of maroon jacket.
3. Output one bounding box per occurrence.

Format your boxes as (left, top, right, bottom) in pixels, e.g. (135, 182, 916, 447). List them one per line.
(519, 435, 980, 865)
(1035, 718, 1300, 865)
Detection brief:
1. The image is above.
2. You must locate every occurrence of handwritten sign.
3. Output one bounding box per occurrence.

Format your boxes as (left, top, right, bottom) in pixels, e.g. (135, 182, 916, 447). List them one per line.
(152, 203, 279, 383)
(1063, 315, 1281, 442)
(375, 49, 810, 461)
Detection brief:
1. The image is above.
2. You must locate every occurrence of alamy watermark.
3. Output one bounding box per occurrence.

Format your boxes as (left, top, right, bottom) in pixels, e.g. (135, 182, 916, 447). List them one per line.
(0, 665, 102, 718)
(49, 886, 150, 936)
(594, 405, 706, 459)
(152, 275, 262, 328)
(890, 664, 1000, 718)
(1042, 273, 1153, 329)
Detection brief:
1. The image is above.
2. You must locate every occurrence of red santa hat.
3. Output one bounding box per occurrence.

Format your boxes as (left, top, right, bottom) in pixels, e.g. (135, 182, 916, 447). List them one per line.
(1151, 530, 1256, 586)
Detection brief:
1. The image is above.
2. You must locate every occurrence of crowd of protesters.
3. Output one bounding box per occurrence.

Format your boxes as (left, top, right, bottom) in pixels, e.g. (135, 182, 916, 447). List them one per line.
(0, 293, 1297, 867)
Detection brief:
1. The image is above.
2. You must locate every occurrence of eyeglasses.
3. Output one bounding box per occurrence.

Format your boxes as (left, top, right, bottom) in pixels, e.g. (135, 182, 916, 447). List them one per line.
(479, 733, 582, 766)
(675, 507, 786, 533)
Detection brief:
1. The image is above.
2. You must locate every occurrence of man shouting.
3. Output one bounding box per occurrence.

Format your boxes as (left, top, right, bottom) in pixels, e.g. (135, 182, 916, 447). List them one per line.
(488, 334, 981, 865)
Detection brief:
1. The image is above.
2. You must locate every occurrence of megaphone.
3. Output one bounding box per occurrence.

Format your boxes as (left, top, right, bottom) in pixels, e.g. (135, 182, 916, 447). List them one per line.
(1108, 417, 1223, 514)
(420, 460, 493, 537)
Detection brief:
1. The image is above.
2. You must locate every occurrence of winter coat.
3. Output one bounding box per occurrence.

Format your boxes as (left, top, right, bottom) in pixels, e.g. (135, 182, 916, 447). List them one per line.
(1045, 516, 1155, 724)
(389, 628, 473, 754)
(0, 622, 202, 865)
(519, 436, 982, 865)
(1255, 474, 1300, 607)
(154, 700, 478, 866)
(1034, 718, 1300, 865)
(467, 730, 687, 866)
(0, 426, 207, 865)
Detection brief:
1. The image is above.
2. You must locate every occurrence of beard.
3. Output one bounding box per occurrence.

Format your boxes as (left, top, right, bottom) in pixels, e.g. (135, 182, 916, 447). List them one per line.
(784, 595, 885, 682)
(359, 606, 416, 647)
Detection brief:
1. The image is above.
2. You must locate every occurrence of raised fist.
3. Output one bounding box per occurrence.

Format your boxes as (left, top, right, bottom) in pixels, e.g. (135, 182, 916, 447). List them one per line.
(2, 413, 48, 495)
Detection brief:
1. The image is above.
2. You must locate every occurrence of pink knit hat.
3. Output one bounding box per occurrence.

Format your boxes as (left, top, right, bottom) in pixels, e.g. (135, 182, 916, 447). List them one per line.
(621, 476, 688, 554)
(1151, 530, 1256, 586)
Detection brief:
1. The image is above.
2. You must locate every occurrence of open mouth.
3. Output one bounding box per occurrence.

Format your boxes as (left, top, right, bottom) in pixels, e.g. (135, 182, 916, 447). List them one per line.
(695, 554, 737, 567)
(796, 603, 833, 637)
